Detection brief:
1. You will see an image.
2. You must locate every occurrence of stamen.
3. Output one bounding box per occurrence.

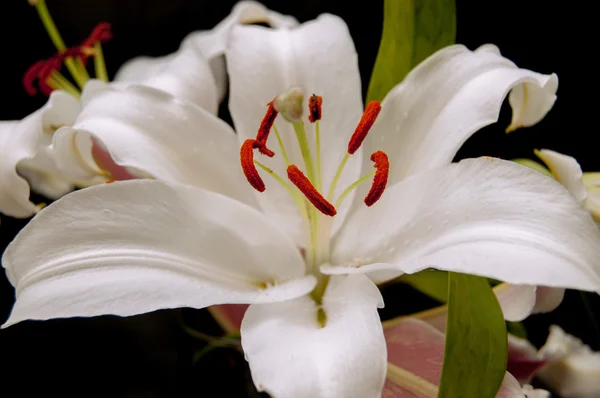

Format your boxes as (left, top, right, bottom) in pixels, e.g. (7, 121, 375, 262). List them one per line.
(240, 139, 266, 192)
(347, 101, 382, 155)
(23, 60, 46, 95)
(82, 22, 113, 48)
(287, 165, 336, 217)
(308, 95, 322, 123)
(256, 100, 278, 156)
(364, 151, 389, 207)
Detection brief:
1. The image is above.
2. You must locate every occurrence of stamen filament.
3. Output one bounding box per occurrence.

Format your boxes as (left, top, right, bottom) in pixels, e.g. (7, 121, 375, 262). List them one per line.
(327, 152, 349, 200)
(49, 71, 80, 98)
(334, 171, 375, 208)
(315, 120, 322, 191)
(273, 124, 291, 166)
(93, 42, 109, 82)
(32, 0, 88, 88)
(292, 121, 317, 184)
(254, 160, 310, 227)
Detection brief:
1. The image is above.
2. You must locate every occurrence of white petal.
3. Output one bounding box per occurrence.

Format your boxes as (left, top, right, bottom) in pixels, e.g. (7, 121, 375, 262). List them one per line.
(535, 149, 587, 203)
(494, 284, 566, 322)
(241, 275, 385, 398)
(329, 158, 600, 290)
(2, 180, 315, 328)
(115, 46, 219, 114)
(494, 284, 537, 322)
(188, 0, 298, 60)
(367, 44, 558, 185)
(0, 91, 80, 218)
(537, 325, 600, 397)
(586, 189, 600, 222)
(227, 14, 363, 244)
(52, 84, 256, 207)
(532, 286, 565, 314)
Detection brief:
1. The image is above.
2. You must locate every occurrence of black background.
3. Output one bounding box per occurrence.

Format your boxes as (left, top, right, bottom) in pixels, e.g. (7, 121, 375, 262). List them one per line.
(0, 1, 597, 397)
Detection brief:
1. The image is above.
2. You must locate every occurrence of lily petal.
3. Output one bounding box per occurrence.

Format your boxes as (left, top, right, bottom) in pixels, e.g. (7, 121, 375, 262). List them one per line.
(241, 275, 385, 398)
(0, 91, 80, 218)
(367, 44, 557, 185)
(227, 14, 363, 244)
(113, 33, 218, 113)
(493, 284, 566, 322)
(328, 158, 600, 290)
(2, 180, 315, 328)
(52, 84, 256, 207)
(535, 149, 587, 203)
(494, 284, 537, 322)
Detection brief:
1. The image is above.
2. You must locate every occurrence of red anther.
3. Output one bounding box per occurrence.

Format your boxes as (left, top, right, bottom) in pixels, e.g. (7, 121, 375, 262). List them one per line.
(255, 99, 278, 153)
(347, 101, 382, 155)
(364, 151, 389, 207)
(106, 179, 116, 184)
(240, 139, 266, 192)
(256, 143, 275, 157)
(308, 95, 322, 123)
(287, 165, 337, 216)
(82, 22, 113, 48)
(23, 60, 46, 95)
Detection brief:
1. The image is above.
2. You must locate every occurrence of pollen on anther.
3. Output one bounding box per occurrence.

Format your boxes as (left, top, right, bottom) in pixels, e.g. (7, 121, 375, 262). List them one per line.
(364, 151, 389, 207)
(287, 165, 336, 216)
(348, 101, 382, 155)
(255, 99, 278, 154)
(83, 22, 113, 48)
(240, 139, 266, 192)
(308, 95, 322, 123)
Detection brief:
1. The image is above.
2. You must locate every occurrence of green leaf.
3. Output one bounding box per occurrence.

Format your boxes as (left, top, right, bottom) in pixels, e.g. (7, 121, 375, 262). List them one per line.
(366, 0, 456, 102)
(401, 270, 449, 303)
(506, 321, 528, 339)
(439, 273, 507, 398)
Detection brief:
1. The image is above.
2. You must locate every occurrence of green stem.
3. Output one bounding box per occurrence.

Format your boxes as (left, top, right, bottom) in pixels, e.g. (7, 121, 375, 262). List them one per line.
(292, 121, 316, 185)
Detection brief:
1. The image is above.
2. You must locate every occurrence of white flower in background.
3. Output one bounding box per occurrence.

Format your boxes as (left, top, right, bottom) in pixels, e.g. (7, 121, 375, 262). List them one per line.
(500, 149, 600, 322)
(0, 0, 294, 219)
(3, 14, 600, 398)
(537, 325, 600, 397)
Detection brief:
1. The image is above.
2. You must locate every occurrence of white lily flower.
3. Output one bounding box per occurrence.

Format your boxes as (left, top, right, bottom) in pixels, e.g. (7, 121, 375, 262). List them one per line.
(0, 1, 293, 219)
(4, 14, 600, 398)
